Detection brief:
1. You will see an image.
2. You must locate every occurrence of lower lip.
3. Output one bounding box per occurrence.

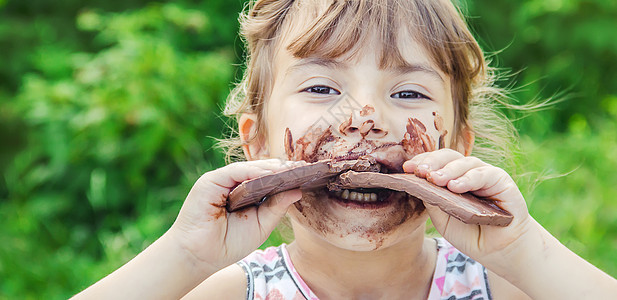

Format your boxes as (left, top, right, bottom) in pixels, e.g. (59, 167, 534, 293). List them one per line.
(329, 189, 398, 209)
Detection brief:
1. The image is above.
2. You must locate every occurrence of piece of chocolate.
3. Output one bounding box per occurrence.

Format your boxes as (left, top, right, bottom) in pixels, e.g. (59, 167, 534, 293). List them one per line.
(226, 159, 513, 227)
(329, 171, 513, 226)
(226, 158, 379, 211)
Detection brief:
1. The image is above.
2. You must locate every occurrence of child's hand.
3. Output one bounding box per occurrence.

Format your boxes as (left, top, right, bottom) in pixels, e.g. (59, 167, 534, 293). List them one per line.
(167, 159, 302, 274)
(403, 149, 532, 262)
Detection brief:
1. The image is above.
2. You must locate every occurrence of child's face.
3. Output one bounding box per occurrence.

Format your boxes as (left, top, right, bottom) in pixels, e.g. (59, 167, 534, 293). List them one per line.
(248, 28, 460, 250)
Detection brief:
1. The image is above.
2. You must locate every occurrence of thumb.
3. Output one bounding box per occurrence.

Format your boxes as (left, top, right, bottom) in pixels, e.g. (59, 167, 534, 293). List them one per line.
(256, 189, 303, 232)
(425, 202, 451, 235)
(426, 202, 478, 254)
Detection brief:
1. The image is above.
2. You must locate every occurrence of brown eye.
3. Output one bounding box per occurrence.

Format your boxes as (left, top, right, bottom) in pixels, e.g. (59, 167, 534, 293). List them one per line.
(304, 85, 341, 95)
(391, 90, 430, 100)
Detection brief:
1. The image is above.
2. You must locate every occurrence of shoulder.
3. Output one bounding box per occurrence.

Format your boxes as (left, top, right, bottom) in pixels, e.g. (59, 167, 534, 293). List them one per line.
(183, 245, 288, 300)
(182, 263, 247, 300)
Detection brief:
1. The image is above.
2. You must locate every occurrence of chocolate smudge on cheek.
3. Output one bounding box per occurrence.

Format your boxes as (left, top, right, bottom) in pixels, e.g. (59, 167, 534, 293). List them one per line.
(287, 126, 336, 162)
(285, 127, 294, 158)
(402, 117, 436, 154)
(292, 189, 336, 235)
(433, 111, 448, 149)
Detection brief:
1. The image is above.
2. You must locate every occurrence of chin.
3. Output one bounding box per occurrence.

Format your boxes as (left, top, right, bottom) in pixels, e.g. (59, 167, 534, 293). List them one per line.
(289, 187, 427, 251)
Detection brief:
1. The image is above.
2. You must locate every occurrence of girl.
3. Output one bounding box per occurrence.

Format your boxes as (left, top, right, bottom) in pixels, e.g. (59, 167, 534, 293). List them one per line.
(76, 0, 617, 299)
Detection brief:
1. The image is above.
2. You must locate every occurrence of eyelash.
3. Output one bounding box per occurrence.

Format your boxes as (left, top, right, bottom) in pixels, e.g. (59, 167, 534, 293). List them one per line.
(390, 90, 431, 100)
(302, 86, 430, 101)
(302, 85, 341, 95)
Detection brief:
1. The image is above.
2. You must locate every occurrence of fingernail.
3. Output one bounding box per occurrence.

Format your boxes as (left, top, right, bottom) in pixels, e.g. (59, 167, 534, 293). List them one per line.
(418, 164, 430, 171)
(433, 170, 443, 177)
(450, 179, 460, 185)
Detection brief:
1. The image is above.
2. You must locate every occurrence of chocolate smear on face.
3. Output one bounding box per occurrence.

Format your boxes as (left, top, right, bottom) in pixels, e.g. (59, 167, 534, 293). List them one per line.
(359, 105, 375, 116)
(281, 111, 442, 248)
(287, 125, 336, 162)
(359, 120, 375, 138)
(285, 127, 294, 158)
(285, 111, 443, 171)
(292, 186, 424, 248)
(338, 116, 353, 137)
(433, 112, 448, 149)
(402, 117, 436, 155)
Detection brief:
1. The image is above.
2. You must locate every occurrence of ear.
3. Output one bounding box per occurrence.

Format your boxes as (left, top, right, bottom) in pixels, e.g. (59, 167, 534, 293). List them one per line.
(456, 126, 475, 156)
(239, 113, 266, 160)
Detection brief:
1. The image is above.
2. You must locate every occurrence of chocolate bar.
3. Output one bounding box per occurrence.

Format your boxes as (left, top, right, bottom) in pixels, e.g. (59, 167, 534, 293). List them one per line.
(226, 159, 378, 211)
(329, 171, 513, 226)
(226, 160, 513, 226)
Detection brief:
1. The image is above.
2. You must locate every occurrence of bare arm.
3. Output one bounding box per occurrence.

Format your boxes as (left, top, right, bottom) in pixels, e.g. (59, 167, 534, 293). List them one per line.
(72, 160, 302, 299)
(488, 269, 531, 299)
(182, 264, 247, 300)
(71, 231, 217, 299)
(485, 218, 617, 299)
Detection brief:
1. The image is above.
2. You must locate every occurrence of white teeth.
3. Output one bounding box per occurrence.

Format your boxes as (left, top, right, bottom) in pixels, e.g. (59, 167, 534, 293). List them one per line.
(337, 190, 380, 202)
(349, 191, 358, 201)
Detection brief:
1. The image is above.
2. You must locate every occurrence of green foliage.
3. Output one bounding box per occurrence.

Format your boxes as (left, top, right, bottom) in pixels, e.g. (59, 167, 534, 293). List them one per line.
(0, 3, 237, 298)
(518, 112, 617, 277)
(463, 0, 617, 134)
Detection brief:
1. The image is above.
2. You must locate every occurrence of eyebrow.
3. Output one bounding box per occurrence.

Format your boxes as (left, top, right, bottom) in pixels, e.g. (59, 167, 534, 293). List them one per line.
(392, 63, 445, 83)
(285, 58, 348, 76)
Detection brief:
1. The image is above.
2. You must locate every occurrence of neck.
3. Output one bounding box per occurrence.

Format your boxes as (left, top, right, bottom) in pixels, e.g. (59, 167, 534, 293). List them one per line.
(287, 223, 437, 300)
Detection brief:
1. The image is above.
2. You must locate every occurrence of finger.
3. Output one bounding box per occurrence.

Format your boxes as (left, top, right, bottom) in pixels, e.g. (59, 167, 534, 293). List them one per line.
(425, 202, 467, 239)
(225, 189, 302, 250)
(255, 189, 303, 234)
(402, 152, 431, 173)
(186, 160, 303, 224)
(403, 149, 463, 178)
(425, 202, 449, 232)
(425, 202, 480, 255)
(428, 156, 486, 186)
(446, 166, 508, 195)
(247, 158, 306, 170)
(204, 160, 301, 190)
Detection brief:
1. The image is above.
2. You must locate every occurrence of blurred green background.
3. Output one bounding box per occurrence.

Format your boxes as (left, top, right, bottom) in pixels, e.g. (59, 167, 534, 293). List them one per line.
(0, 0, 615, 298)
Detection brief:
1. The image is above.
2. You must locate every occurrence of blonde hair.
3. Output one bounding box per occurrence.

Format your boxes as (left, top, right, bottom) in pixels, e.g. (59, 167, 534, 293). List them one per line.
(221, 0, 518, 170)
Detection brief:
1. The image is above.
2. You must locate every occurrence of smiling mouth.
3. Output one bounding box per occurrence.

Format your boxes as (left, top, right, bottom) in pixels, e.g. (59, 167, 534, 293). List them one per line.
(326, 187, 405, 209)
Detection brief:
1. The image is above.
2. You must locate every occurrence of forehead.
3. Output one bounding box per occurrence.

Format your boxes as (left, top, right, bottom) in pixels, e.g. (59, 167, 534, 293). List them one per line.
(271, 0, 449, 80)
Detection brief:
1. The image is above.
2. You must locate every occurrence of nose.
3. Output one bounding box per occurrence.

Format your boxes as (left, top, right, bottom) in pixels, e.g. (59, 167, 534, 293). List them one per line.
(338, 105, 388, 139)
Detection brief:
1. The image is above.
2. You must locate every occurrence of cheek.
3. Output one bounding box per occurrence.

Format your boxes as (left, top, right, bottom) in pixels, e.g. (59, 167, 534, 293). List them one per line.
(265, 100, 332, 158)
(264, 103, 297, 158)
(391, 108, 449, 154)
